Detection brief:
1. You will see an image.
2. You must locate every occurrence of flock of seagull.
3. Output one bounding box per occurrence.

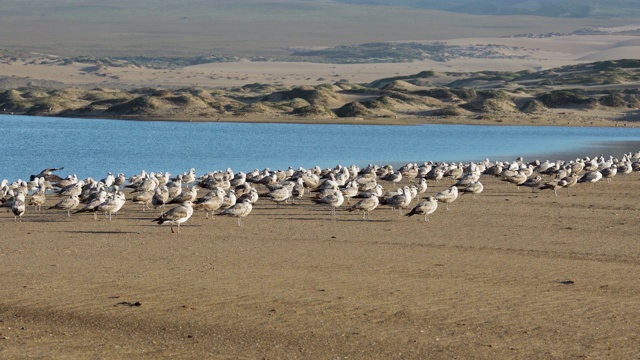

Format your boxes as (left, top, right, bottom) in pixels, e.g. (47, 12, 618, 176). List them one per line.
(2, 149, 640, 233)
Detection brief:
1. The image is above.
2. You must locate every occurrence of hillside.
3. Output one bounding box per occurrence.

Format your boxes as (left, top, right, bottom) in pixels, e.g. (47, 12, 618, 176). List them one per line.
(0, 0, 631, 58)
(1, 60, 638, 126)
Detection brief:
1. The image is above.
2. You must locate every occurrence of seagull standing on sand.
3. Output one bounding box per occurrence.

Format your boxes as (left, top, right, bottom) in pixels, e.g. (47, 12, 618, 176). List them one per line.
(341, 181, 359, 204)
(264, 185, 291, 207)
(434, 186, 458, 210)
(521, 176, 543, 192)
(347, 195, 379, 220)
(416, 178, 428, 195)
(194, 187, 226, 219)
(168, 186, 199, 204)
(95, 192, 126, 221)
(74, 189, 108, 219)
(460, 181, 483, 198)
(217, 198, 253, 227)
(153, 200, 194, 233)
(132, 190, 154, 212)
(380, 171, 402, 188)
(152, 186, 170, 212)
(578, 170, 603, 186)
(384, 187, 411, 215)
(237, 188, 259, 205)
(182, 168, 197, 188)
(314, 190, 344, 216)
(405, 196, 438, 222)
(48, 195, 80, 217)
(600, 165, 617, 184)
(28, 188, 47, 211)
(291, 178, 305, 204)
(12, 192, 26, 222)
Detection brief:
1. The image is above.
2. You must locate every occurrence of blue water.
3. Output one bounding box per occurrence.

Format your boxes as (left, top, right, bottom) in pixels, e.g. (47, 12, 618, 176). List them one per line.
(2, 114, 640, 181)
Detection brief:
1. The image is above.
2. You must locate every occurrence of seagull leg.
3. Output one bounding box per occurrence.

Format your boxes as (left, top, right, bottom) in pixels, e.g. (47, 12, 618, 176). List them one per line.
(171, 224, 175, 233)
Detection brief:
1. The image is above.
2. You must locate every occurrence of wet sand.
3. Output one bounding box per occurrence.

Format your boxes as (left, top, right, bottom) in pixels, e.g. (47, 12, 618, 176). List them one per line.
(2, 173, 640, 358)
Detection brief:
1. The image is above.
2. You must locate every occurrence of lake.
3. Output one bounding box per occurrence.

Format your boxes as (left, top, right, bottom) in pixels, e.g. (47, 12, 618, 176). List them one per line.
(2, 115, 640, 181)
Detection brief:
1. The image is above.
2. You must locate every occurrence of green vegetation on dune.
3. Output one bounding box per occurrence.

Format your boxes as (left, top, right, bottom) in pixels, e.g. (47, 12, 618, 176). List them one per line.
(1, 60, 638, 122)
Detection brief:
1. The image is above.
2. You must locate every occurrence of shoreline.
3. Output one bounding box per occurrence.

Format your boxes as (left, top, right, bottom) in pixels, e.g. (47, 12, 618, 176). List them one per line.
(2, 111, 638, 128)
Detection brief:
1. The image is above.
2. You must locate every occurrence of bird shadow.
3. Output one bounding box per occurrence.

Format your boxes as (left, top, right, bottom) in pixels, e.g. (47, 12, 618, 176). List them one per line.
(60, 230, 139, 235)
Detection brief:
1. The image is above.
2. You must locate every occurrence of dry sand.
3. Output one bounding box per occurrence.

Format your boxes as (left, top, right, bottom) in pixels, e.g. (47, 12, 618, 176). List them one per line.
(2, 172, 640, 358)
(2, 34, 639, 89)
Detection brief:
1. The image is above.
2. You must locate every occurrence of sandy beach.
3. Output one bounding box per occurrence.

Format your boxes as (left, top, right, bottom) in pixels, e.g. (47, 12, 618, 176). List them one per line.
(2, 170, 639, 358)
(1, 4, 640, 357)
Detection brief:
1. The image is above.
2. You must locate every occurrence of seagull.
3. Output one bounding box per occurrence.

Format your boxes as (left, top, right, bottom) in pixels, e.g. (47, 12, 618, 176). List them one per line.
(220, 189, 237, 211)
(504, 172, 528, 189)
(561, 173, 580, 194)
(194, 187, 226, 219)
(28, 188, 47, 211)
(74, 190, 108, 219)
(12, 192, 26, 222)
(434, 186, 458, 210)
(58, 180, 85, 197)
(578, 170, 603, 186)
(153, 200, 194, 233)
(347, 195, 379, 220)
(34, 167, 64, 178)
(216, 198, 253, 227)
(152, 186, 170, 212)
(356, 184, 384, 199)
(460, 181, 483, 198)
(168, 186, 199, 204)
(338, 181, 357, 203)
(380, 171, 402, 188)
(600, 165, 617, 184)
(539, 179, 562, 197)
(131, 190, 155, 212)
(405, 196, 438, 222)
(96, 192, 126, 221)
(416, 178, 428, 195)
(291, 178, 305, 204)
(48, 195, 80, 217)
(263, 185, 291, 207)
(384, 187, 410, 215)
(237, 188, 259, 205)
(521, 176, 543, 192)
(313, 190, 344, 216)
(181, 168, 197, 188)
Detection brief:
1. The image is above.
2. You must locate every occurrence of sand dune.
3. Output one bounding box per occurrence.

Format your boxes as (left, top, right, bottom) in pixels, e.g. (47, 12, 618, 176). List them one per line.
(1, 33, 639, 89)
(579, 46, 640, 61)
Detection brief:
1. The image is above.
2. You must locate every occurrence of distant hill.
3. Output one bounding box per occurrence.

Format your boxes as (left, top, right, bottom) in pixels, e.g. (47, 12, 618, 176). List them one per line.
(2, 60, 638, 125)
(335, 0, 640, 18)
(0, 0, 631, 57)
